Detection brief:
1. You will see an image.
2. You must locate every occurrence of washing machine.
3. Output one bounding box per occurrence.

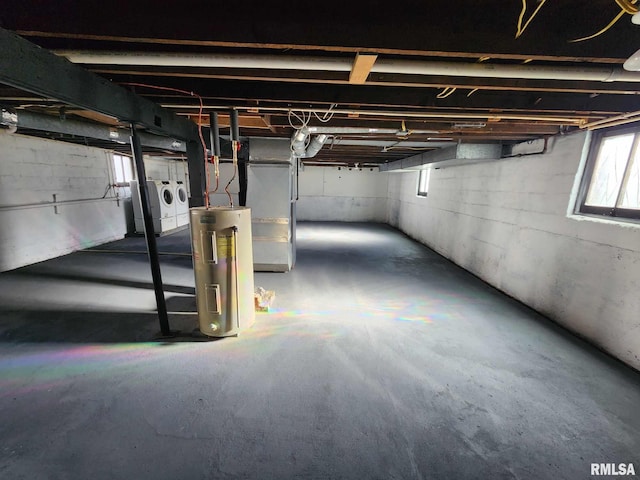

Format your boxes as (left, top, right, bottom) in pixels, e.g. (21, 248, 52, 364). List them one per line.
(131, 180, 178, 234)
(174, 180, 189, 227)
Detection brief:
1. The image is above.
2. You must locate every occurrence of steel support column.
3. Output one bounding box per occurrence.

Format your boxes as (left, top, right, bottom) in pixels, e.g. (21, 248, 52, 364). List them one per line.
(187, 139, 206, 207)
(130, 126, 171, 337)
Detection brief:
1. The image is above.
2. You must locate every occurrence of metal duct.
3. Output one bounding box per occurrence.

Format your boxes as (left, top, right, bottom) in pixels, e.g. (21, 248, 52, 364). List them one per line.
(290, 129, 328, 158)
(1, 108, 17, 133)
(305, 134, 328, 158)
(291, 129, 309, 157)
(58, 50, 640, 83)
(290, 124, 443, 158)
(379, 143, 502, 171)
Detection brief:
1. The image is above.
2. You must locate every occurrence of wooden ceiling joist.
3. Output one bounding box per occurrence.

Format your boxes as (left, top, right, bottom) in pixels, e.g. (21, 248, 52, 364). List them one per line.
(349, 53, 378, 84)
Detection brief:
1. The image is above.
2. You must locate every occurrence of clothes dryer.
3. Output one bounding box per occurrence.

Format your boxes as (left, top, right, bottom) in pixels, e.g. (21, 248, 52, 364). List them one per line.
(175, 180, 189, 227)
(131, 180, 178, 234)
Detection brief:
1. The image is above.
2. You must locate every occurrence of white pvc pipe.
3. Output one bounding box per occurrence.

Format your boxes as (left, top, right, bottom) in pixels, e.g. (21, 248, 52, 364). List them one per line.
(306, 127, 411, 134)
(57, 51, 353, 72)
(56, 50, 640, 83)
(371, 59, 640, 82)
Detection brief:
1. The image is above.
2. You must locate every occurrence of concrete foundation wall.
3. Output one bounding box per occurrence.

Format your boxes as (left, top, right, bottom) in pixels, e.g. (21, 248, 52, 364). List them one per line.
(387, 131, 640, 370)
(0, 132, 128, 272)
(297, 166, 388, 222)
(144, 156, 188, 184)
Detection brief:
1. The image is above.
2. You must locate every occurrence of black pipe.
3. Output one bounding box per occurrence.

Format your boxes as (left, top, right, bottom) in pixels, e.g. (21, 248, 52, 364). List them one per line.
(130, 125, 171, 337)
(210, 112, 221, 157)
(230, 109, 239, 142)
(239, 161, 248, 206)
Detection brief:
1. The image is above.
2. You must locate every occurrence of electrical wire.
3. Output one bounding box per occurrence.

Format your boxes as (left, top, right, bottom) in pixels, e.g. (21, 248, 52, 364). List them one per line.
(515, 0, 547, 39)
(225, 140, 238, 207)
(467, 88, 479, 97)
(312, 103, 337, 123)
(514, 0, 637, 43)
(287, 110, 310, 129)
(436, 87, 457, 99)
(288, 105, 338, 155)
(288, 109, 313, 155)
(570, 9, 627, 42)
(570, 0, 637, 42)
(615, 0, 639, 14)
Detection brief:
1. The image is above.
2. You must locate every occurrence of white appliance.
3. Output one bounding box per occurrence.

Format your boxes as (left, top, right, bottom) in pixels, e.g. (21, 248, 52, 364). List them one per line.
(190, 206, 255, 337)
(246, 138, 296, 272)
(174, 180, 189, 227)
(131, 180, 178, 234)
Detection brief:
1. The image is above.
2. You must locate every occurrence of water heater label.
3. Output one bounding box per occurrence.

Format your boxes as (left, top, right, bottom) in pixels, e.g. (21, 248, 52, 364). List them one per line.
(217, 234, 235, 258)
(199, 215, 216, 224)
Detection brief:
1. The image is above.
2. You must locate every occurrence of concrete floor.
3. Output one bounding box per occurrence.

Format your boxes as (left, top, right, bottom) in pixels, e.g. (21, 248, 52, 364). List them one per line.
(0, 222, 638, 479)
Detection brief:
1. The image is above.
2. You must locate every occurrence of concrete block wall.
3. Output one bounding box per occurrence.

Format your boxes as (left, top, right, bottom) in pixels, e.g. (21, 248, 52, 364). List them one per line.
(144, 155, 188, 184)
(387, 131, 640, 371)
(0, 132, 129, 272)
(297, 166, 388, 221)
(144, 156, 240, 206)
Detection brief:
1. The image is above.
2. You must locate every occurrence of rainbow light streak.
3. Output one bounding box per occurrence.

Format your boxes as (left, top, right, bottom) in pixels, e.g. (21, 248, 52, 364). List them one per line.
(241, 296, 462, 343)
(61, 208, 106, 251)
(0, 343, 166, 399)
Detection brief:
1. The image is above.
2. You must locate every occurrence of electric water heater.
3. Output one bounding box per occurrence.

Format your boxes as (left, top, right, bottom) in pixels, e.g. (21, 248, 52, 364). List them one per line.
(190, 206, 255, 337)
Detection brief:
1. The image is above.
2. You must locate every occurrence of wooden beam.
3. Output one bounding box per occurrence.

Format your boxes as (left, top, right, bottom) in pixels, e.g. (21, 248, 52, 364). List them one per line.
(262, 114, 279, 133)
(185, 113, 270, 129)
(67, 109, 120, 125)
(119, 77, 638, 114)
(349, 53, 378, 84)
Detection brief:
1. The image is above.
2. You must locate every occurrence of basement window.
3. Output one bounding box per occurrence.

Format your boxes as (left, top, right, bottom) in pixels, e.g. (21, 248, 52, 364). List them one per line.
(417, 168, 430, 197)
(113, 154, 134, 185)
(578, 126, 640, 220)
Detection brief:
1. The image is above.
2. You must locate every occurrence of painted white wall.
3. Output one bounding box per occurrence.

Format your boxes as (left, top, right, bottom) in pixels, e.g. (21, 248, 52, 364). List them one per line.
(144, 155, 188, 184)
(140, 155, 240, 205)
(387, 131, 640, 370)
(297, 166, 388, 221)
(0, 132, 128, 272)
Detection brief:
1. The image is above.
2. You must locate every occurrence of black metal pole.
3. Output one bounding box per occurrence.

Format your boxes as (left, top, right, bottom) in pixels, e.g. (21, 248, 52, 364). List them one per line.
(186, 139, 206, 207)
(130, 125, 171, 337)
